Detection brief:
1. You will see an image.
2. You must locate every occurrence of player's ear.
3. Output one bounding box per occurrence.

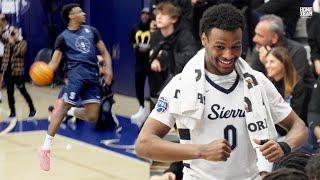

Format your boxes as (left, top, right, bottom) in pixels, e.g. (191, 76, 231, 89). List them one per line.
(201, 33, 208, 47)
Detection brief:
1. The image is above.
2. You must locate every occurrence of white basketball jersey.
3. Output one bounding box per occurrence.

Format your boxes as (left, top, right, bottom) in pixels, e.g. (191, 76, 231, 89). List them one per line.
(150, 70, 291, 180)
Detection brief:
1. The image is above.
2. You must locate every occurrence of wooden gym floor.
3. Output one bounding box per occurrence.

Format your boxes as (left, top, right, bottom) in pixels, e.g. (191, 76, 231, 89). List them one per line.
(0, 83, 150, 180)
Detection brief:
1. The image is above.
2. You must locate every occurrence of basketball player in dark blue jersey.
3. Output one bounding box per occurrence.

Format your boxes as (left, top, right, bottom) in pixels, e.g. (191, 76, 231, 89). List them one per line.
(39, 3, 113, 171)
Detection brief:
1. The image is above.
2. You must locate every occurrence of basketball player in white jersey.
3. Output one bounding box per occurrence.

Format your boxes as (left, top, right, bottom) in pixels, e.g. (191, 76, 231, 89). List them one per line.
(135, 4, 307, 180)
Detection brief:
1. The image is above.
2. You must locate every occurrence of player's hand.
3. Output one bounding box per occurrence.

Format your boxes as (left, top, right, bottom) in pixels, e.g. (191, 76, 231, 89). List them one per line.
(253, 139, 284, 162)
(258, 46, 271, 64)
(151, 59, 161, 72)
(198, 139, 231, 161)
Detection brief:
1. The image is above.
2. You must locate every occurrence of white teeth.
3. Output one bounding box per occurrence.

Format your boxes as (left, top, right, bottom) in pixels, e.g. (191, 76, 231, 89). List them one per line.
(218, 59, 233, 65)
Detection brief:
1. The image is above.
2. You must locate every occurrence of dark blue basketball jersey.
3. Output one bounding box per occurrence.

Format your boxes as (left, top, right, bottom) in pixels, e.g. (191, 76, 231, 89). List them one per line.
(55, 25, 101, 79)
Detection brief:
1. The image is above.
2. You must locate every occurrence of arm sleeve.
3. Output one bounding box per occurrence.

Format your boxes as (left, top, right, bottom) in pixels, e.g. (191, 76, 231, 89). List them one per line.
(149, 76, 179, 128)
(174, 30, 198, 73)
(91, 26, 102, 44)
(260, 73, 292, 124)
(17, 40, 27, 57)
(54, 34, 66, 52)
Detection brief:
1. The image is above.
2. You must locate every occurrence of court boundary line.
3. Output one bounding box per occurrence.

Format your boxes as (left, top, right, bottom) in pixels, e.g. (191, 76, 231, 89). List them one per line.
(6, 130, 149, 165)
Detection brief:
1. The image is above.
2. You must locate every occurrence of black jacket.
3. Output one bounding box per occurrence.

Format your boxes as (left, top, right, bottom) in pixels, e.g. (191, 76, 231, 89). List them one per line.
(252, 0, 301, 38)
(149, 21, 197, 97)
(130, 21, 151, 67)
(273, 79, 305, 117)
(149, 21, 197, 74)
(307, 12, 320, 63)
(252, 38, 316, 88)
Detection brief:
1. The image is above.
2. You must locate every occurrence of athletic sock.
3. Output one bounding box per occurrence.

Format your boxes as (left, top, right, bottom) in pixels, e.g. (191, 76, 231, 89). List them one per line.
(67, 107, 76, 116)
(42, 134, 54, 150)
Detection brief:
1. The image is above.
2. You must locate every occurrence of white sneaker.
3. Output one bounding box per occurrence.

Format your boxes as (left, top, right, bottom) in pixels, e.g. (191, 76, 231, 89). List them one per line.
(131, 106, 150, 128)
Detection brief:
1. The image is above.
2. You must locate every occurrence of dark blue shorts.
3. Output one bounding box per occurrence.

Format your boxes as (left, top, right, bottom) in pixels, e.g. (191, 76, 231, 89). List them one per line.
(61, 78, 101, 105)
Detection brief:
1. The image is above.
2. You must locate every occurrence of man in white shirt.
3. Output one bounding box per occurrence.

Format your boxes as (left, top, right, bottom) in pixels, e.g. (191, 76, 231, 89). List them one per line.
(135, 4, 307, 180)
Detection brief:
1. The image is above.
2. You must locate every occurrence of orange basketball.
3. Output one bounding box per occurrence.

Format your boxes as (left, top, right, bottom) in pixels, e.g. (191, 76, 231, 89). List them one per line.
(29, 61, 54, 86)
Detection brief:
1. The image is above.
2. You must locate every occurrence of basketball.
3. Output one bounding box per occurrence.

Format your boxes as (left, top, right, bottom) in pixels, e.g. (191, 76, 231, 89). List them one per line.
(29, 61, 54, 86)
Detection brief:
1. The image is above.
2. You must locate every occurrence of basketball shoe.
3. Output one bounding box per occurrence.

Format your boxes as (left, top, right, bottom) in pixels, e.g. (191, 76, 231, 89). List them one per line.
(131, 106, 150, 128)
(39, 149, 51, 171)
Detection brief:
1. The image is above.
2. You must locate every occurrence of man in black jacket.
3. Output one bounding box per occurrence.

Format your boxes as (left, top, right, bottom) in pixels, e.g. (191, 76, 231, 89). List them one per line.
(149, 1, 197, 110)
(307, 77, 320, 153)
(252, 14, 315, 124)
(307, 0, 320, 77)
(252, 0, 301, 38)
(130, 7, 151, 127)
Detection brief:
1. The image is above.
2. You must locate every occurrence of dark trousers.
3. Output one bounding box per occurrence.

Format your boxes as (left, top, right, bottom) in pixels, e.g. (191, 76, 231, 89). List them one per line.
(3, 72, 35, 114)
(135, 65, 148, 107)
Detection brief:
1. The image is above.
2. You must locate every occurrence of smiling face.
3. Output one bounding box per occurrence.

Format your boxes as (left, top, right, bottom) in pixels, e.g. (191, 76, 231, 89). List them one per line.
(265, 54, 285, 81)
(201, 28, 242, 75)
(252, 21, 278, 50)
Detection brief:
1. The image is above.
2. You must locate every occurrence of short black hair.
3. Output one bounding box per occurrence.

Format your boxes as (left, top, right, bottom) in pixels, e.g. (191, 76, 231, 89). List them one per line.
(272, 152, 311, 173)
(263, 168, 308, 180)
(199, 3, 245, 37)
(306, 154, 320, 180)
(61, 3, 80, 24)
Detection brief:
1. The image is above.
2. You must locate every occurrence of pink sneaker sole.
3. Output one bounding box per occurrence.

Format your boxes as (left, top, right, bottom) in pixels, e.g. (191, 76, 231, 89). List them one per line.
(39, 149, 51, 171)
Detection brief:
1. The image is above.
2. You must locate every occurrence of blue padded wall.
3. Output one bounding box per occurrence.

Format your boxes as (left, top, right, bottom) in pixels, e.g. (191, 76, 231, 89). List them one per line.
(19, 0, 144, 97)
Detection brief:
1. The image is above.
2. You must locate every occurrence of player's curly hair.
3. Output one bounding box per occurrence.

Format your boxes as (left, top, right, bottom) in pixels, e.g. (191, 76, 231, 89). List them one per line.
(61, 3, 80, 24)
(263, 168, 308, 180)
(272, 152, 311, 173)
(199, 3, 245, 37)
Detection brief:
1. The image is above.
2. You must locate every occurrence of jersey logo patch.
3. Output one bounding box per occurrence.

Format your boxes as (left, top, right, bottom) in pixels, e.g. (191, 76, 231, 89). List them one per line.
(75, 36, 91, 53)
(156, 97, 169, 113)
(84, 28, 90, 33)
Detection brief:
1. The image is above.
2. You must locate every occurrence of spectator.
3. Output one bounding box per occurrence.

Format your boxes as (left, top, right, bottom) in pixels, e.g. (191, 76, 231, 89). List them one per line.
(252, 14, 315, 124)
(307, 77, 320, 152)
(307, 0, 320, 77)
(0, 13, 9, 103)
(149, 1, 197, 110)
(251, 0, 301, 38)
(272, 152, 311, 173)
(264, 47, 305, 117)
(263, 168, 308, 180)
(130, 7, 151, 126)
(0, 26, 36, 119)
(306, 153, 320, 180)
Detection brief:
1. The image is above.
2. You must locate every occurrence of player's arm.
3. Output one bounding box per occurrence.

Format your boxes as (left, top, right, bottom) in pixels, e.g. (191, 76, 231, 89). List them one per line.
(277, 111, 307, 150)
(93, 26, 113, 85)
(48, 34, 64, 71)
(135, 118, 202, 161)
(97, 40, 113, 85)
(136, 118, 231, 162)
(96, 40, 112, 75)
(48, 50, 62, 71)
